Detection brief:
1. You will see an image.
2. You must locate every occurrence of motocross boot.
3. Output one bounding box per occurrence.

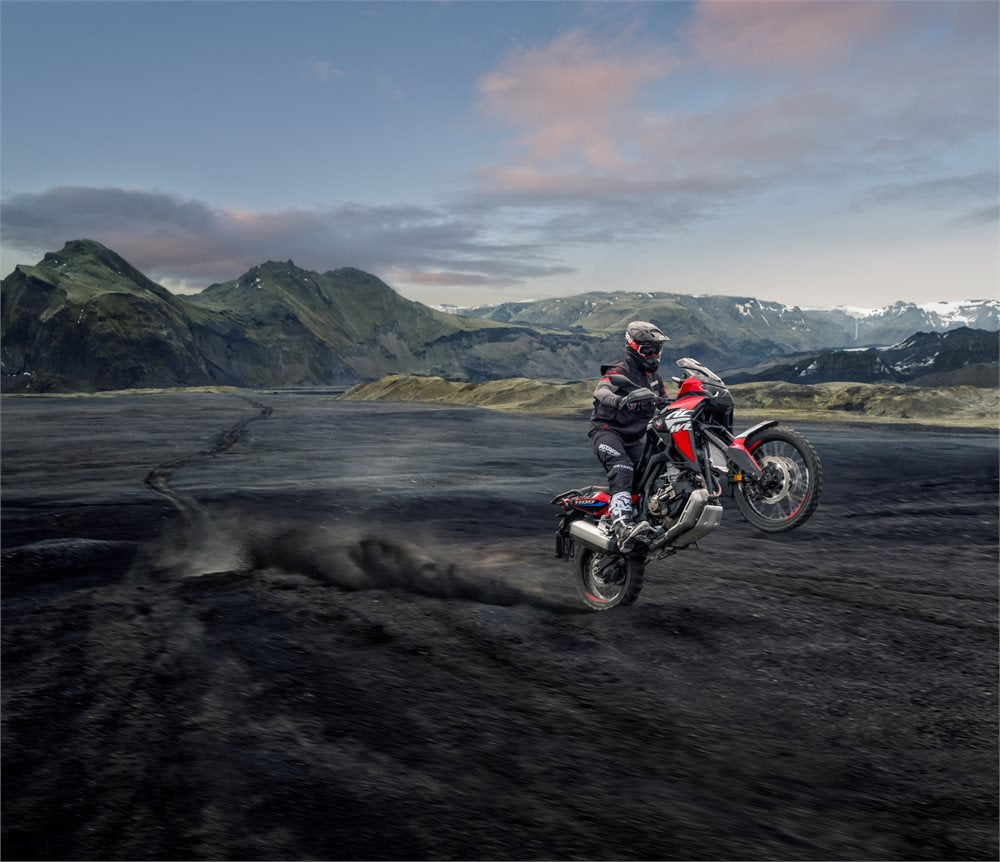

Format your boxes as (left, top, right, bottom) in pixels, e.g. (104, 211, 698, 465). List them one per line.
(609, 492, 656, 552)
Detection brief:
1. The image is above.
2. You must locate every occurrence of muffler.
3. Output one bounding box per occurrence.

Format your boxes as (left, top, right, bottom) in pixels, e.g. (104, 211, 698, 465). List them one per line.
(663, 488, 723, 548)
(568, 519, 614, 553)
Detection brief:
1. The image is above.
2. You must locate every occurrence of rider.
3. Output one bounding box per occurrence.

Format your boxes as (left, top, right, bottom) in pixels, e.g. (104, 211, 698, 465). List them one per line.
(589, 320, 669, 551)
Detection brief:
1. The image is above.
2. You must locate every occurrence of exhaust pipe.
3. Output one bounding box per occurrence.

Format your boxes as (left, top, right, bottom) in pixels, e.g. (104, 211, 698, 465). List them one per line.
(568, 490, 723, 557)
(569, 519, 614, 553)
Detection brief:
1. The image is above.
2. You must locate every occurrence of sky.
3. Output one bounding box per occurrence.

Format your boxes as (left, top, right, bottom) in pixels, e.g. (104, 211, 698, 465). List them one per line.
(1, 0, 998, 309)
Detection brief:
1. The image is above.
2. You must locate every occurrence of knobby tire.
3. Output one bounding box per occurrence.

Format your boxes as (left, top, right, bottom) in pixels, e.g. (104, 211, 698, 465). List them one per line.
(733, 426, 822, 533)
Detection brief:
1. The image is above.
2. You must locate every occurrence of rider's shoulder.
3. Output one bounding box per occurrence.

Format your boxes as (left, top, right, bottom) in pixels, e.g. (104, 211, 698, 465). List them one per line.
(599, 359, 628, 376)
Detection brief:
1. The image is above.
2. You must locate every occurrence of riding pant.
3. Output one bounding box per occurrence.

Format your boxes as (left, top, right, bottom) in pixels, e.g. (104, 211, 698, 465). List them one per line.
(588, 427, 645, 497)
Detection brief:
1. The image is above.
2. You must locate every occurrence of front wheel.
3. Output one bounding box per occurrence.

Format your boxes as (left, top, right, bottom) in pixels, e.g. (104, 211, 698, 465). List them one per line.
(574, 548, 645, 610)
(733, 427, 822, 533)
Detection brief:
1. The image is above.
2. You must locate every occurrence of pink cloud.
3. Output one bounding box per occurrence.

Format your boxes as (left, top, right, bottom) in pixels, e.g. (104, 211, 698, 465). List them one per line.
(687, 0, 907, 69)
(479, 29, 675, 171)
(470, 1, 994, 220)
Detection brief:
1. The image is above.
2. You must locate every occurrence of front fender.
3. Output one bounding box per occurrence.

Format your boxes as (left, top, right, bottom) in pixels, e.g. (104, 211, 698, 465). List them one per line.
(727, 420, 780, 479)
(733, 419, 779, 441)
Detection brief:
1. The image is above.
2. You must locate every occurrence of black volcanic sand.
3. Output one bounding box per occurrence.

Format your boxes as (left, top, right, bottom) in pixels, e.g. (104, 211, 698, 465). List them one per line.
(2, 393, 997, 861)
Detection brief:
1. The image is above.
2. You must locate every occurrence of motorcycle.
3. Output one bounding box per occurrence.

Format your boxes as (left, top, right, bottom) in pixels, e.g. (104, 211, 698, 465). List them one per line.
(552, 358, 823, 610)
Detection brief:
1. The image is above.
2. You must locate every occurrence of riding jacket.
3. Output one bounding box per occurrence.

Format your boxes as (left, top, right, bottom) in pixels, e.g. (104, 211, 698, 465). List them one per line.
(589, 354, 666, 442)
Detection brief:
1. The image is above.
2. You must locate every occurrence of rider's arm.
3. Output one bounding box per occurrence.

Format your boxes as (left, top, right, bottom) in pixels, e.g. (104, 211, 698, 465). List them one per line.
(593, 375, 623, 409)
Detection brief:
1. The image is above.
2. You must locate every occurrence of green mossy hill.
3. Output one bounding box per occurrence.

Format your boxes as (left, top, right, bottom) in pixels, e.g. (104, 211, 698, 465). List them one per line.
(182, 259, 614, 382)
(343, 375, 594, 416)
(344, 375, 1000, 427)
(1, 240, 616, 392)
(14, 239, 177, 307)
(2, 240, 231, 391)
(733, 381, 998, 425)
(187, 262, 495, 350)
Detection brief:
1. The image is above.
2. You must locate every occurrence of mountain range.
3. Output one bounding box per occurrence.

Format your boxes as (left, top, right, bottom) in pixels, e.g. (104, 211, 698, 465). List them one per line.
(727, 327, 999, 387)
(1, 241, 615, 391)
(2, 240, 997, 392)
(448, 293, 999, 348)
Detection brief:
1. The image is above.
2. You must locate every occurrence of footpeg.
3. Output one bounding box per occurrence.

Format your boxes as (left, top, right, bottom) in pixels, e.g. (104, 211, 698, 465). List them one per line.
(616, 520, 657, 552)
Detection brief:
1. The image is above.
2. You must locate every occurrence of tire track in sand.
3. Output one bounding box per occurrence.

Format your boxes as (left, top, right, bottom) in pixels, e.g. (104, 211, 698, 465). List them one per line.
(143, 397, 273, 520)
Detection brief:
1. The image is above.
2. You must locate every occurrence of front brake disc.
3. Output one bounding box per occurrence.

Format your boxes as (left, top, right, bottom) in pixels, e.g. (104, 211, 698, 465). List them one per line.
(758, 455, 797, 504)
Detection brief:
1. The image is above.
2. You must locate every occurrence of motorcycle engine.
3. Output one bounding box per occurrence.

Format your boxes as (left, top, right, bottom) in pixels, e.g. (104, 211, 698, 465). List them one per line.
(647, 465, 705, 526)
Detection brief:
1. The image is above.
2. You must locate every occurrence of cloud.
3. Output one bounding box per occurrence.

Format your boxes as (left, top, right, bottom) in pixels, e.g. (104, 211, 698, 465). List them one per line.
(306, 60, 342, 81)
(3, 2, 995, 302)
(950, 204, 1000, 228)
(686, 0, 903, 70)
(465, 2, 998, 248)
(479, 28, 676, 171)
(0, 186, 573, 289)
(853, 172, 1000, 210)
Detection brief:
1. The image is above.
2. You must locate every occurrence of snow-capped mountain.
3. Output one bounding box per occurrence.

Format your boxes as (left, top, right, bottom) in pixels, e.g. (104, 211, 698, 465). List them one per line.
(838, 299, 998, 326)
(812, 299, 1000, 344)
(456, 292, 999, 351)
(728, 327, 999, 387)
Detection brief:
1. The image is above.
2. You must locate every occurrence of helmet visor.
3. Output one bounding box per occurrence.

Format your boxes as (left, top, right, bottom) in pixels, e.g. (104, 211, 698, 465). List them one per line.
(627, 332, 663, 358)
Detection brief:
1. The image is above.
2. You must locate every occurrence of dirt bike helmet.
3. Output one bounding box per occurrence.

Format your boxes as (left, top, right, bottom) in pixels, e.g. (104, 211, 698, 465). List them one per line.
(625, 320, 669, 371)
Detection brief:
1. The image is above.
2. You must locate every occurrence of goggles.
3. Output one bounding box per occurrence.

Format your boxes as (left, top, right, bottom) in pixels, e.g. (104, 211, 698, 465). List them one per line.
(627, 334, 662, 358)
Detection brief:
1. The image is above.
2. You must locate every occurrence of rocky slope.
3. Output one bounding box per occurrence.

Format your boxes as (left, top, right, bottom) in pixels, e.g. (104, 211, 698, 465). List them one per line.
(727, 327, 999, 386)
(1, 241, 618, 391)
(0, 241, 251, 391)
(453, 293, 1000, 354)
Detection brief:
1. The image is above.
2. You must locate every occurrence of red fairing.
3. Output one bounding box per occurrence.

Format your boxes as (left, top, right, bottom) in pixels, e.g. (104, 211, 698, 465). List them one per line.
(667, 393, 705, 411)
(663, 393, 702, 464)
(677, 377, 705, 396)
(672, 429, 696, 462)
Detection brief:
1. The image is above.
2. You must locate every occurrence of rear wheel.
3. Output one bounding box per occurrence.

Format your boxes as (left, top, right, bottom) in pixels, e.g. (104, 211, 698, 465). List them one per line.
(574, 549, 645, 610)
(733, 427, 822, 533)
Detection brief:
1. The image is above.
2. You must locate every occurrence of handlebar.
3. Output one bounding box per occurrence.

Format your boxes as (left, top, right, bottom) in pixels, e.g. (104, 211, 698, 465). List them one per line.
(622, 391, 670, 408)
